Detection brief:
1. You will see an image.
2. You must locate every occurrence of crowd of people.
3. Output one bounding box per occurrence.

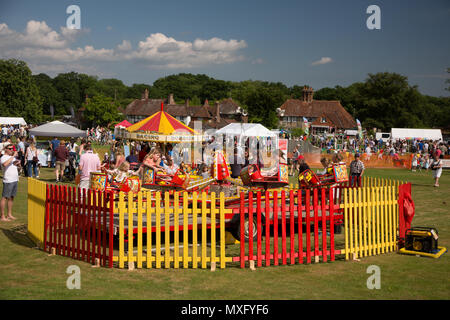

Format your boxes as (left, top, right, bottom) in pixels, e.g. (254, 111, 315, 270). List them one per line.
(286, 132, 450, 159)
(0, 123, 448, 222)
(86, 126, 114, 144)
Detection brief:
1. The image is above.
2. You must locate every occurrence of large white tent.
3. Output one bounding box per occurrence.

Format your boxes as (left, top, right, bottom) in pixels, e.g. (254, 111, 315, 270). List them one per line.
(0, 117, 27, 125)
(215, 123, 277, 137)
(391, 128, 442, 141)
(29, 121, 86, 138)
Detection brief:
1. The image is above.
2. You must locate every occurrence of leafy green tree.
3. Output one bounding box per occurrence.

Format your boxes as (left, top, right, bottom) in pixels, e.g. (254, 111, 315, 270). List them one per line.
(0, 59, 43, 123)
(53, 72, 83, 115)
(52, 72, 98, 115)
(244, 86, 285, 129)
(83, 94, 121, 127)
(289, 84, 309, 99)
(199, 79, 232, 101)
(94, 78, 128, 100)
(357, 72, 425, 129)
(126, 83, 152, 99)
(290, 127, 305, 137)
(33, 73, 61, 115)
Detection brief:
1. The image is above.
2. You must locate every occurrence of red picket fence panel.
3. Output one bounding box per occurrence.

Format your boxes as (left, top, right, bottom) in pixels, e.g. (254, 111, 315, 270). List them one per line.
(43, 184, 115, 267)
(236, 188, 342, 268)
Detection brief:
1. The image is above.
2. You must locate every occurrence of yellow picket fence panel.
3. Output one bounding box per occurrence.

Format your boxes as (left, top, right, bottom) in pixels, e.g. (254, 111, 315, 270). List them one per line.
(112, 190, 233, 269)
(27, 178, 47, 247)
(342, 186, 399, 260)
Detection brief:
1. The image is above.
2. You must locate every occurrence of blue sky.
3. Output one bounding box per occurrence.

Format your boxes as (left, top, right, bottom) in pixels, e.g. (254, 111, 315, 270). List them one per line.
(1, 0, 449, 96)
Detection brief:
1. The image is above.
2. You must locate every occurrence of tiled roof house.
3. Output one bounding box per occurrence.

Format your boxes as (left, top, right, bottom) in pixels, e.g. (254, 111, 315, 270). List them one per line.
(277, 86, 356, 134)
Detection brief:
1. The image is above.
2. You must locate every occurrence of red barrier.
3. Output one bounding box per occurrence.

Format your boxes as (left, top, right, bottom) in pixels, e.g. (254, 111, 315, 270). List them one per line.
(237, 188, 340, 268)
(398, 182, 414, 248)
(44, 185, 115, 267)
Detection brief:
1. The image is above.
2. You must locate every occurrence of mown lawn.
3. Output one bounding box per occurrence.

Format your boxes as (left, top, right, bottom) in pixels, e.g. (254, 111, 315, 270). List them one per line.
(0, 167, 448, 300)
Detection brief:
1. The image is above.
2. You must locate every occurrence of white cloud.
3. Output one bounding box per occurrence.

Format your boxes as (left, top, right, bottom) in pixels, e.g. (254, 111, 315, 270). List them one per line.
(192, 37, 247, 52)
(0, 21, 67, 49)
(124, 32, 247, 68)
(106, 26, 113, 31)
(311, 57, 333, 66)
(0, 20, 248, 73)
(117, 40, 132, 51)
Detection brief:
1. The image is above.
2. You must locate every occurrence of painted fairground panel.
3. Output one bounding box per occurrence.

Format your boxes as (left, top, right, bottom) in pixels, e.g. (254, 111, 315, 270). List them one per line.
(333, 164, 348, 182)
(90, 172, 108, 191)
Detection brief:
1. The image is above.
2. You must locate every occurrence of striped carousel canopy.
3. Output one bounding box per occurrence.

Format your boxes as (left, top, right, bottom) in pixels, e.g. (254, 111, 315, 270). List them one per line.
(127, 102, 195, 135)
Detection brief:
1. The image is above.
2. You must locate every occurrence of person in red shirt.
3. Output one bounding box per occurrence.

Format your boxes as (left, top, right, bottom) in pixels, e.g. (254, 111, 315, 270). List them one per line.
(54, 140, 69, 182)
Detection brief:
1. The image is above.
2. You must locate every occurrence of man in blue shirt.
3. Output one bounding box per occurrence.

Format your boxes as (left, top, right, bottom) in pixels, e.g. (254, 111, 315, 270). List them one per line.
(418, 141, 424, 152)
(50, 137, 60, 168)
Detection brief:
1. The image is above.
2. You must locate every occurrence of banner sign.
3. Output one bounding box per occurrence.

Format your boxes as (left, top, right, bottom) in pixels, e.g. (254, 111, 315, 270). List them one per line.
(279, 139, 288, 164)
(116, 129, 205, 143)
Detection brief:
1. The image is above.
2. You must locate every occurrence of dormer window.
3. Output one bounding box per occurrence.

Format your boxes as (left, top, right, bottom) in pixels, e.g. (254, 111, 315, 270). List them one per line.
(321, 117, 327, 123)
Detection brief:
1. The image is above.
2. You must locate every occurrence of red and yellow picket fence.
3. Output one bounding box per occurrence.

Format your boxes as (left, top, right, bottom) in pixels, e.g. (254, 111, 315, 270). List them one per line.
(113, 191, 233, 269)
(26, 177, 412, 270)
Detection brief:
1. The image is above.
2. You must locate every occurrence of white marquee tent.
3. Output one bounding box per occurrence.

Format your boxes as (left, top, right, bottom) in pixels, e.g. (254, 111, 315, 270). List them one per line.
(215, 123, 277, 137)
(391, 128, 443, 141)
(0, 117, 27, 125)
(29, 121, 86, 138)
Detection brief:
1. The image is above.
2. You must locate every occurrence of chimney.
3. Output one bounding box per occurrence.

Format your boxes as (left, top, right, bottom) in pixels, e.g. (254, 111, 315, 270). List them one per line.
(185, 98, 190, 107)
(142, 88, 149, 100)
(215, 101, 220, 123)
(302, 86, 314, 102)
(168, 93, 175, 105)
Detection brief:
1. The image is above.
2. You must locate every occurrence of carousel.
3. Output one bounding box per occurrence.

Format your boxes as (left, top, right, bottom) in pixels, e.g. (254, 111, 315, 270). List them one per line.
(90, 102, 229, 195)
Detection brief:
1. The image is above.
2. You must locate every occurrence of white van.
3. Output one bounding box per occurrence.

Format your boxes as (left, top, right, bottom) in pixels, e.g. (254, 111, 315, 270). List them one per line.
(376, 132, 391, 142)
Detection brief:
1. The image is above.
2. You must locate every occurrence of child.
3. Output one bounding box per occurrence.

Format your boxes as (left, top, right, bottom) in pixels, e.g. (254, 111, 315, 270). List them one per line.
(103, 161, 138, 186)
(201, 165, 211, 179)
(411, 154, 418, 172)
(102, 152, 110, 169)
(317, 157, 331, 175)
(424, 154, 430, 170)
(163, 156, 179, 176)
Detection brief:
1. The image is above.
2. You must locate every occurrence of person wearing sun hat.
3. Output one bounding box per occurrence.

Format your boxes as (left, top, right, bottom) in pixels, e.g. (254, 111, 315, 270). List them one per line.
(296, 154, 310, 174)
(1, 143, 20, 221)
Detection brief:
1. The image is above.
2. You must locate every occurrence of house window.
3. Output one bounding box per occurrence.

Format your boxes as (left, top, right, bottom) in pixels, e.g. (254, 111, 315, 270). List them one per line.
(284, 116, 299, 123)
(321, 117, 327, 123)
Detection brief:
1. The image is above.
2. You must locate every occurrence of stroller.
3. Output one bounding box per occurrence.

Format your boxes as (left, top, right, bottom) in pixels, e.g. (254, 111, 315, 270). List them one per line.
(63, 153, 77, 182)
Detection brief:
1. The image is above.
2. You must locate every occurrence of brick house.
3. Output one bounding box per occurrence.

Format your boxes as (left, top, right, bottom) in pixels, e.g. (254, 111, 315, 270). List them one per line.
(277, 86, 356, 134)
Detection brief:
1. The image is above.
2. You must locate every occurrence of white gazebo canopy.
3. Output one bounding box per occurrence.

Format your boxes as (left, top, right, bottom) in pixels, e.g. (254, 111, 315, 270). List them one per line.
(0, 117, 27, 125)
(29, 121, 86, 138)
(215, 123, 277, 137)
(391, 128, 442, 141)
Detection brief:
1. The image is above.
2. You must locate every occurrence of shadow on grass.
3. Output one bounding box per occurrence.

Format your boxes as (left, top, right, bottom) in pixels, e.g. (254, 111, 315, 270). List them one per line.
(1, 224, 36, 249)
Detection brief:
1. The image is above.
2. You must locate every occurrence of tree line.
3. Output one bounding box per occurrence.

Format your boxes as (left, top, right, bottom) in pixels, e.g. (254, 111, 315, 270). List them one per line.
(1, 58, 449, 130)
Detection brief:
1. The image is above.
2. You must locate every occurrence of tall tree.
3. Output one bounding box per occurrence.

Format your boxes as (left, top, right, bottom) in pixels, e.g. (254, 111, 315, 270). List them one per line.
(244, 86, 285, 129)
(0, 59, 43, 123)
(83, 94, 121, 127)
(33, 73, 61, 115)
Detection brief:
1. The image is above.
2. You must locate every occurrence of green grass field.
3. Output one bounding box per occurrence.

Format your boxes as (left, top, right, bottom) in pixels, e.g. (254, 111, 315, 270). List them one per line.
(0, 166, 449, 300)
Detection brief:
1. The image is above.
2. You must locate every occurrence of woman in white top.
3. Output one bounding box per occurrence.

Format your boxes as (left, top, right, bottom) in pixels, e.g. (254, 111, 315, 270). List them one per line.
(25, 142, 39, 178)
(430, 155, 442, 187)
